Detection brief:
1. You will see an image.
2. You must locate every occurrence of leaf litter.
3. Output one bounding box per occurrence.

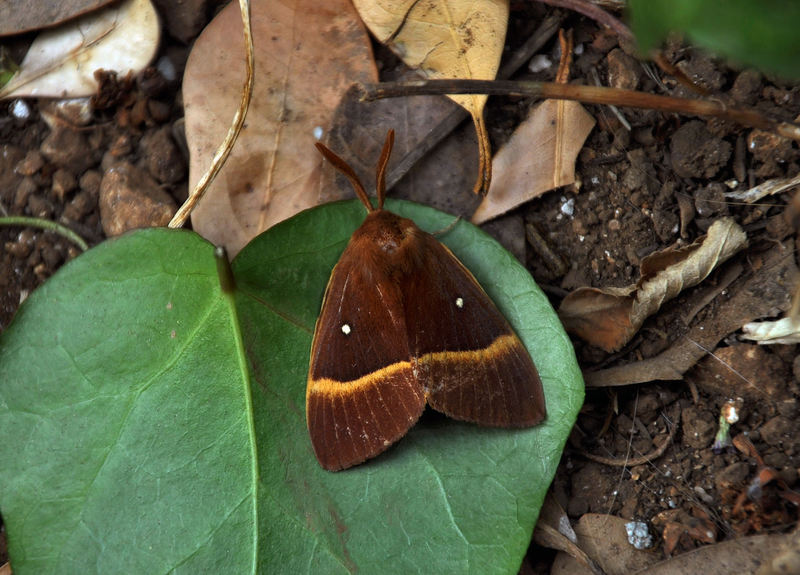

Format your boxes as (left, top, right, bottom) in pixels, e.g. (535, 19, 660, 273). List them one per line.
(559, 217, 748, 352)
(183, 0, 377, 256)
(353, 0, 509, 194)
(2, 1, 800, 573)
(472, 30, 596, 224)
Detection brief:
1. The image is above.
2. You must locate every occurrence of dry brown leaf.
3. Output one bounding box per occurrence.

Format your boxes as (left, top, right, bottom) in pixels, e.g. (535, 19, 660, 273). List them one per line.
(559, 218, 748, 352)
(0, 0, 158, 100)
(0, 0, 114, 36)
(551, 514, 660, 575)
(636, 533, 794, 575)
(352, 0, 509, 194)
(184, 0, 377, 255)
(320, 83, 532, 261)
(471, 98, 595, 224)
(323, 11, 563, 213)
(323, 94, 529, 259)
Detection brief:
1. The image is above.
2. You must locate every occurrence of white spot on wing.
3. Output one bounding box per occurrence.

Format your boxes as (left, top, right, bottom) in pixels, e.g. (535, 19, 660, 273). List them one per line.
(341, 324, 351, 335)
(455, 297, 464, 308)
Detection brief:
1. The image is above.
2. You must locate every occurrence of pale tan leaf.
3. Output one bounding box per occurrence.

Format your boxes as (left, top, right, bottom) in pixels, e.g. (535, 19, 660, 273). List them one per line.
(756, 532, 800, 575)
(471, 98, 595, 224)
(184, 0, 377, 255)
(741, 317, 800, 344)
(560, 218, 748, 352)
(0, 0, 159, 100)
(352, 0, 509, 193)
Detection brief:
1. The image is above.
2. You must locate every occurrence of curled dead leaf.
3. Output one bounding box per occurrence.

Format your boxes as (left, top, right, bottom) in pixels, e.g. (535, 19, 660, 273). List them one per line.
(556, 285, 636, 353)
(585, 240, 796, 387)
(559, 218, 748, 352)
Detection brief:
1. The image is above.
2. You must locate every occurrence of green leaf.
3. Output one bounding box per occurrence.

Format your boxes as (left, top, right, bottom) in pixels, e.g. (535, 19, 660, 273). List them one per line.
(629, 0, 800, 80)
(0, 200, 583, 574)
(233, 198, 583, 573)
(0, 229, 258, 573)
(0, 47, 19, 89)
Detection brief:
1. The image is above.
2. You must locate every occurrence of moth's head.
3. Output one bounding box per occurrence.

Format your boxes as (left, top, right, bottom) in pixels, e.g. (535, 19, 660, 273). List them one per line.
(355, 210, 419, 255)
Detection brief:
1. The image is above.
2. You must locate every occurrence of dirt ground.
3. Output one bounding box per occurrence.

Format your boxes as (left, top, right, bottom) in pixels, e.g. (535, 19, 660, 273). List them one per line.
(2, 2, 799, 572)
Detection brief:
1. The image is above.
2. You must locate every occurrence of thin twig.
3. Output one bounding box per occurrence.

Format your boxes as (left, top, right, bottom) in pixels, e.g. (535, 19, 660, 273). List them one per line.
(535, 0, 633, 41)
(384, 12, 565, 191)
(579, 406, 681, 467)
(360, 79, 800, 140)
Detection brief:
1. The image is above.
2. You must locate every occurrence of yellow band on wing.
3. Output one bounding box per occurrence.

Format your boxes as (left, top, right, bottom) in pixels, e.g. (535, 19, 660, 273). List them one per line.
(308, 360, 413, 397)
(307, 334, 522, 398)
(419, 333, 520, 365)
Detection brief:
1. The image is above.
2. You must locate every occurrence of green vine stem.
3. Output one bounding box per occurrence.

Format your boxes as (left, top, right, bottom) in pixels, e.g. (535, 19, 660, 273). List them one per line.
(0, 216, 89, 252)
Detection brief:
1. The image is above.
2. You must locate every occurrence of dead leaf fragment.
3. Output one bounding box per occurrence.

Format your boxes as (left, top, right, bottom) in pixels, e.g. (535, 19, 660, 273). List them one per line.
(640, 533, 794, 575)
(0, 0, 115, 36)
(353, 0, 509, 193)
(184, 0, 377, 255)
(319, 80, 476, 211)
(473, 29, 595, 223)
(741, 317, 800, 344)
(559, 218, 748, 352)
(534, 494, 605, 575)
(472, 99, 595, 223)
(724, 173, 800, 203)
(0, 0, 159, 100)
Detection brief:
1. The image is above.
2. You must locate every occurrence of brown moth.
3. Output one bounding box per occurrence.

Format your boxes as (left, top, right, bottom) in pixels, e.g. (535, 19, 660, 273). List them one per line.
(307, 131, 545, 471)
